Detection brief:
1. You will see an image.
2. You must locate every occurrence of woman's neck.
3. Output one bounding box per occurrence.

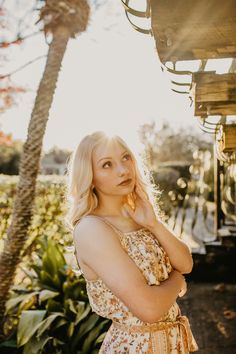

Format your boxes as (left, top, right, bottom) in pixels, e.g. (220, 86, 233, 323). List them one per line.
(93, 194, 129, 217)
(92, 207, 125, 218)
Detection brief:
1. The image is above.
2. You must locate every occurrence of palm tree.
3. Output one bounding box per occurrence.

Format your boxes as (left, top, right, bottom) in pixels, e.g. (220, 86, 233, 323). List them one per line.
(0, 0, 90, 335)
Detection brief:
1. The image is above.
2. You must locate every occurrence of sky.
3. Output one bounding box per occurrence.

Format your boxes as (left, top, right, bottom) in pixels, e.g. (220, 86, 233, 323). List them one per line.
(0, 0, 233, 153)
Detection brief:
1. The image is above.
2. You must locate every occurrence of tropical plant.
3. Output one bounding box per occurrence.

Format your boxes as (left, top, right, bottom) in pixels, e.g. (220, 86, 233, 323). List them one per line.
(0, 0, 90, 332)
(1, 239, 110, 353)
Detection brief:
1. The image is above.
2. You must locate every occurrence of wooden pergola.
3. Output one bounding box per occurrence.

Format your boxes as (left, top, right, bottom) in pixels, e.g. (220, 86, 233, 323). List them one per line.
(122, 0, 236, 243)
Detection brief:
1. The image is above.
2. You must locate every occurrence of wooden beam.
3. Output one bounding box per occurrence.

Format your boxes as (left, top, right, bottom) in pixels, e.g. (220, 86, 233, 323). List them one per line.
(218, 124, 236, 152)
(150, 0, 236, 62)
(190, 72, 236, 116)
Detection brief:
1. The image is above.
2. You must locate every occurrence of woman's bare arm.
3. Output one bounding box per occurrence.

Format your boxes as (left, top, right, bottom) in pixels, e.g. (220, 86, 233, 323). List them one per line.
(148, 220, 193, 274)
(73, 217, 185, 324)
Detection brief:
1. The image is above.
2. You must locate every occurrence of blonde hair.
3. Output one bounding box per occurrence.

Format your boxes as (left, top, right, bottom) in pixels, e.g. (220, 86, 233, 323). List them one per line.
(65, 131, 163, 231)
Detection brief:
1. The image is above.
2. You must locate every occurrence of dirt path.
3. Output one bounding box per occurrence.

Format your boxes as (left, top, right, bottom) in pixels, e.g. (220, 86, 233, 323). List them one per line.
(177, 281, 236, 353)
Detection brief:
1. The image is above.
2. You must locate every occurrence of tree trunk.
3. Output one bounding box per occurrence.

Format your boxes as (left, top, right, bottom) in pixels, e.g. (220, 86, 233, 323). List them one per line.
(0, 26, 70, 336)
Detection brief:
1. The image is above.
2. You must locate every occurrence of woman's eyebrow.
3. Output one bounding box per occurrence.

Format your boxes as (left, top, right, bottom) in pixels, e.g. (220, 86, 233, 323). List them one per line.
(97, 150, 127, 164)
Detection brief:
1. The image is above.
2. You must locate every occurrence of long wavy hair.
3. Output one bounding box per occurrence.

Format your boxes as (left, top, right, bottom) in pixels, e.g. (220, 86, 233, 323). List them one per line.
(65, 131, 163, 231)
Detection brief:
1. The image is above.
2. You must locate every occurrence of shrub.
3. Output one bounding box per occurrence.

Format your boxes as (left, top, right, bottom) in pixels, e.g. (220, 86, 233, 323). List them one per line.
(2, 239, 110, 353)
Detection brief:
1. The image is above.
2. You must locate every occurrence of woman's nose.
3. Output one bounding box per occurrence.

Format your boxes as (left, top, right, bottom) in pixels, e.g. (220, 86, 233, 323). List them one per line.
(117, 165, 128, 177)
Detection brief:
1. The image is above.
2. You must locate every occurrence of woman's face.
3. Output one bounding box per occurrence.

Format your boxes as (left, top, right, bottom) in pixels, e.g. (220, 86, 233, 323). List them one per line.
(92, 139, 136, 197)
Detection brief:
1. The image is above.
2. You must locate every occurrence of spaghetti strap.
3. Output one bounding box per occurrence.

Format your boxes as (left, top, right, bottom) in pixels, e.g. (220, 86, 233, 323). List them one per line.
(73, 215, 127, 281)
(72, 215, 122, 278)
(82, 214, 124, 239)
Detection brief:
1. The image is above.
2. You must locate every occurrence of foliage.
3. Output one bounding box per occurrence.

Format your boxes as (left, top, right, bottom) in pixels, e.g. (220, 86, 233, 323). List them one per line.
(41, 147, 71, 165)
(0, 162, 129, 353)
(138, 121, 213, 168)
(1, 239, 110, 353)
(38, 0, 90, 37)
(0, 140, 23, 175)
(0, 131, 13, 145)
(0, 175, 72, 257)
(0, 136, 71, 175)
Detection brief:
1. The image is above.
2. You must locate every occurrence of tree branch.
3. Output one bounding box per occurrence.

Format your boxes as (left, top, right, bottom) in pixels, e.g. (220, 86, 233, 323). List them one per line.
(0, 30, 43, 48)
(0, 54, 47, 79)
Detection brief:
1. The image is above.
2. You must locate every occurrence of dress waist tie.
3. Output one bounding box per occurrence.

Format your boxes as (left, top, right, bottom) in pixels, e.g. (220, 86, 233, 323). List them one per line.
(112, 315, 199, 354)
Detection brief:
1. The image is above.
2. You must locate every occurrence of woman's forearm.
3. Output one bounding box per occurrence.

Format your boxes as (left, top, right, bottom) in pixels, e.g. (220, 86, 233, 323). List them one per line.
(145, 270, 184, 323)
(148, 219, 193, 274)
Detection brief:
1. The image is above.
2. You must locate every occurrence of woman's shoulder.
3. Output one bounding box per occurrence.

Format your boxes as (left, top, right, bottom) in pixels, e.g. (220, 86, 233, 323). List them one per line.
(73, 215, 124, 260)
(73, 214, 113, 240)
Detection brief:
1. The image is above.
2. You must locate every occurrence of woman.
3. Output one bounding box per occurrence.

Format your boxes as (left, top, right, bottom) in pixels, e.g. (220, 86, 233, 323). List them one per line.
(66, 131, 199, 353)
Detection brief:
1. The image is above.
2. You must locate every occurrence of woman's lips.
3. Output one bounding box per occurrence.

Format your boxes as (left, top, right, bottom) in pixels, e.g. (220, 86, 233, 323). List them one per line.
(118, 178, 132, 186)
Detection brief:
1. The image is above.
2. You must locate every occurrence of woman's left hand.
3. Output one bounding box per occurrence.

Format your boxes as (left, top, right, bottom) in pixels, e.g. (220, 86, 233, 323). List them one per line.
(122, 185, 157, 229)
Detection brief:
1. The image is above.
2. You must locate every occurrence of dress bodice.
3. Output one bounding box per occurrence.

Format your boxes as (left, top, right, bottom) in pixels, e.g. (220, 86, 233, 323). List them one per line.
(74, 215, 179, 325)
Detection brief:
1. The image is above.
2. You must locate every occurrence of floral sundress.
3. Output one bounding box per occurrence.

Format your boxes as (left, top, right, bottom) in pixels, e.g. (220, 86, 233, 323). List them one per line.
(74, 215, 199, 353)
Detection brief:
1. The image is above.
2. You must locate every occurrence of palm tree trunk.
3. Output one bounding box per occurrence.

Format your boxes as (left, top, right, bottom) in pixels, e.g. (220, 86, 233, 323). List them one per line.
(0, 25, 70, 336)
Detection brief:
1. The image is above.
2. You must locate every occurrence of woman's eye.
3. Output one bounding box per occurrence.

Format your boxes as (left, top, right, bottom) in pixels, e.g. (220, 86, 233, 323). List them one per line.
(123, 154, 131, 161)
(102, 161, 112, 168)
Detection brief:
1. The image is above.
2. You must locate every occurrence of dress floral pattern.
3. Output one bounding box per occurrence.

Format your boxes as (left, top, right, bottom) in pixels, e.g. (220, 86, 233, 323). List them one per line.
(75, 215, 199, 353)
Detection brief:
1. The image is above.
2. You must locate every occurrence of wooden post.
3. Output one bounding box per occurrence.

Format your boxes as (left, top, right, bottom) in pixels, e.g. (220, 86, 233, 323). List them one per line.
(214, 148, 221, 237)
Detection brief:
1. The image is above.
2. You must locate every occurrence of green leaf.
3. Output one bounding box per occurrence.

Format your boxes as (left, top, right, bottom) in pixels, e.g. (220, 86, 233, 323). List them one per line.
(46, 298, 62, 312)
(54, 317, 68, 329)
(22, 334, 52, 354)
(65, 298, 77, 314)
(31, 264, 42, 278)
(39, 289, 59, 304)
(75, 303, 91, 325)
(42, 253, 55, 276)
(52, 273, 62, 288)
(40, 270, 54, 287)
(19, 266, 37, 280)
(6, 292, 38, 313)
(0, 339, 17, 348)
(42, 240, 65, 277)
(67, 321, 75, 337)
(52, 337, 65, 346)
(94, 332, 106, 345)
(77, 313, 100, 338)
(94, 321, 110, 345)
(18, 293, 38, 313)
(17, 310, 46, 347)
(37, 313, 64, 338)
(82, 321, 107, 353)
(11, 284, 33, 292)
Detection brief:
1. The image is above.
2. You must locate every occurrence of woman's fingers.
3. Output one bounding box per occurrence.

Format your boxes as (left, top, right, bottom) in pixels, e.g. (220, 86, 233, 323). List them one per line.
(122, 203, 135, 218)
